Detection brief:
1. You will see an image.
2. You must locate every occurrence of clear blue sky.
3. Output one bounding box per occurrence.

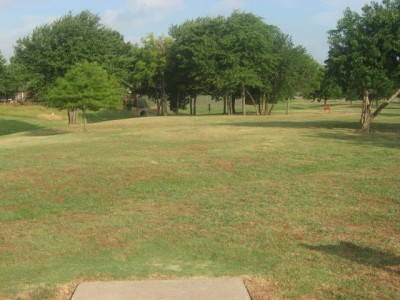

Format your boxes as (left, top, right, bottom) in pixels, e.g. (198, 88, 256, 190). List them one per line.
(0, 0, 368, 63)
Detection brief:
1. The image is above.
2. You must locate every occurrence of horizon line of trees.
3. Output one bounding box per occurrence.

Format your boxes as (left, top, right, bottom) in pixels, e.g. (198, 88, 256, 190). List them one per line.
(0, 0, 399, 132)
(0, 10, 324, 118)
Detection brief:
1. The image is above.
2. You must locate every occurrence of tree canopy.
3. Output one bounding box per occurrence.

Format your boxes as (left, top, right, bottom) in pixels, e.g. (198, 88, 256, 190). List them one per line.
(326, 0, 400, 131)
(167, 11, 322, 115)
(12, 10, 131, 100)
(0, 52, 7, 98)
(45, 61, 123, 130)
(3, 9, 344, 119)
(130, 34, 173, 115)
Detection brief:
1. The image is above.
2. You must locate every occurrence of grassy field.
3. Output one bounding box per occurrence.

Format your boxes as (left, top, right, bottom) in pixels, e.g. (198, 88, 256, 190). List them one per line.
(0, 101, 399, 299)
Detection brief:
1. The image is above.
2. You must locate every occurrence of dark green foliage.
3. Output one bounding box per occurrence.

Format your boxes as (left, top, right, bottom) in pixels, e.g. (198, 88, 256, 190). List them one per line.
(317, 71, 343, 101)
(129, 34, 172, 115)
(326, 0, 400, 131)
(0, 53, 28, 100)
(326, 0, 400, 99)
(0, 53, 5, 98)
(0, 52, 5, 74)
(44, 62, 124, 129)
(12, 10, 131, 100)
(168, 11, 322, 114)
(9, 9, 322, 116)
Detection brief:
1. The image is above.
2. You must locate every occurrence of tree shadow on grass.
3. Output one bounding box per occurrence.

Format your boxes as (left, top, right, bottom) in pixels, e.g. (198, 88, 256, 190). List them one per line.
(313, 131, 400, 150)
(300, 241, 400, 275)
(222, 119, 360, 130)
(222, 119, 399, 149)
(0, 119, 44, 136)
(223, 119, 399, 131)
(86, 110, 136, 123)
(25, 128, 69, 136)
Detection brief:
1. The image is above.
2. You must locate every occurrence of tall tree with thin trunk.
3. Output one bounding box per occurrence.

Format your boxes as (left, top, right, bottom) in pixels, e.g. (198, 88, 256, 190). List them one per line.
(131, 34, 173, 116)
(169, 16, 225, 115)
(218, 11, 276, 115)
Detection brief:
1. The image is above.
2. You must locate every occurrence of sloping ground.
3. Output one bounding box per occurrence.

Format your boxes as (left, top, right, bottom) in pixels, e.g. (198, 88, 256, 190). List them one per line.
(0, 102, 399, 299)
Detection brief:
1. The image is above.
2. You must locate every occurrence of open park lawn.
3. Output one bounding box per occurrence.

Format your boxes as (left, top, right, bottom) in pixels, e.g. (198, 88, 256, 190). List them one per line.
(0, 101, 399, 299)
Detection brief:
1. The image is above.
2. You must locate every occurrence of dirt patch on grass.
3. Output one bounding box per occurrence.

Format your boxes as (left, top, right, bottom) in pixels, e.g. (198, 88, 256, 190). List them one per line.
(37, 113, 63, 121)
(244, 276, 282, 300)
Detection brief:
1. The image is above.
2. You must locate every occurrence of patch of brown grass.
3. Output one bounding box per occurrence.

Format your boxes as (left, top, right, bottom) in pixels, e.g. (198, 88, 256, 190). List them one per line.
(37, 113, 63, 121)
(244, 276, 282, 300)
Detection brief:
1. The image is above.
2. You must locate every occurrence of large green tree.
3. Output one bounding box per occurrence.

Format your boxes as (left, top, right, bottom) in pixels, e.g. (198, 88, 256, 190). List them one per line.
(218, 12, 278, 115)
(168, 11, 321, 116)
(0, 52, 5, 72)
(317, 72, 343, 104)
(168, 16, 225, 115)
(326, 0, 400, 132)
(45, 61, 123, 131)
(0, 52, 6, 98)
(130, 34, 173, 116)
(12, 10, 131, 120)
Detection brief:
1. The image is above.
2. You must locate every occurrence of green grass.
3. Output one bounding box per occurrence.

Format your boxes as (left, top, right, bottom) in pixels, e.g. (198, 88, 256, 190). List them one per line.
(0, 100, 399, 299)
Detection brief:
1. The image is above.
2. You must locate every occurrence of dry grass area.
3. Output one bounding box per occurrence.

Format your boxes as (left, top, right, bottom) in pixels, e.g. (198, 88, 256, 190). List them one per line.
(37, 113, 63, 121)
(0, 101, 399, 299)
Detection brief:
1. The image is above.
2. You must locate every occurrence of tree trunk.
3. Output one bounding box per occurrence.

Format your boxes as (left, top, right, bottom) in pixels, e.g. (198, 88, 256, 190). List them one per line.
(82, 108, 87, 132)
(286, 98, 290, 115)
(161, 98, 167, 116)
(161, 84, 167, 116)
(372, 88, 400, 119)
(360, 89, 372, 132)
(223, 97, 227, 114)
(227, 95, 233, 115)
(176, 91, 180, 114)
(68, 108, 78, 124)
(68, 109, 72, 124)
(242, 84, 246, 116)
(156, 99, 161, 116)
(193, 96, 197, 116)
(245, 87, 260, 115)
(232, 96, 236, 114)
(268, 104, 274, 115)
(190, 98, 193, 115)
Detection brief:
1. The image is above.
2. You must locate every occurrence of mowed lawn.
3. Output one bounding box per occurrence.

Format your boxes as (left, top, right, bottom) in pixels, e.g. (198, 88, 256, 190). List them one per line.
(0, 101, 399, 299)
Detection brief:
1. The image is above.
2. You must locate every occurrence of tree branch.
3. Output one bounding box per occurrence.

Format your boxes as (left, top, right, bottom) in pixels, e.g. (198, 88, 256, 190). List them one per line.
(372, 88, 400, 119)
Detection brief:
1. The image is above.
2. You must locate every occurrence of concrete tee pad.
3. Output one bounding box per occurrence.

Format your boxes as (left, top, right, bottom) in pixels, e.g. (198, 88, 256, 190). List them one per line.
(70, 278, 251, 300)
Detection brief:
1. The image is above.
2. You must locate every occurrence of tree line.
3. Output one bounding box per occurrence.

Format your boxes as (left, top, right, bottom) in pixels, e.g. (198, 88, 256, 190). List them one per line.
(0, 11, 322, 118)
(0, 0, 399, 132)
